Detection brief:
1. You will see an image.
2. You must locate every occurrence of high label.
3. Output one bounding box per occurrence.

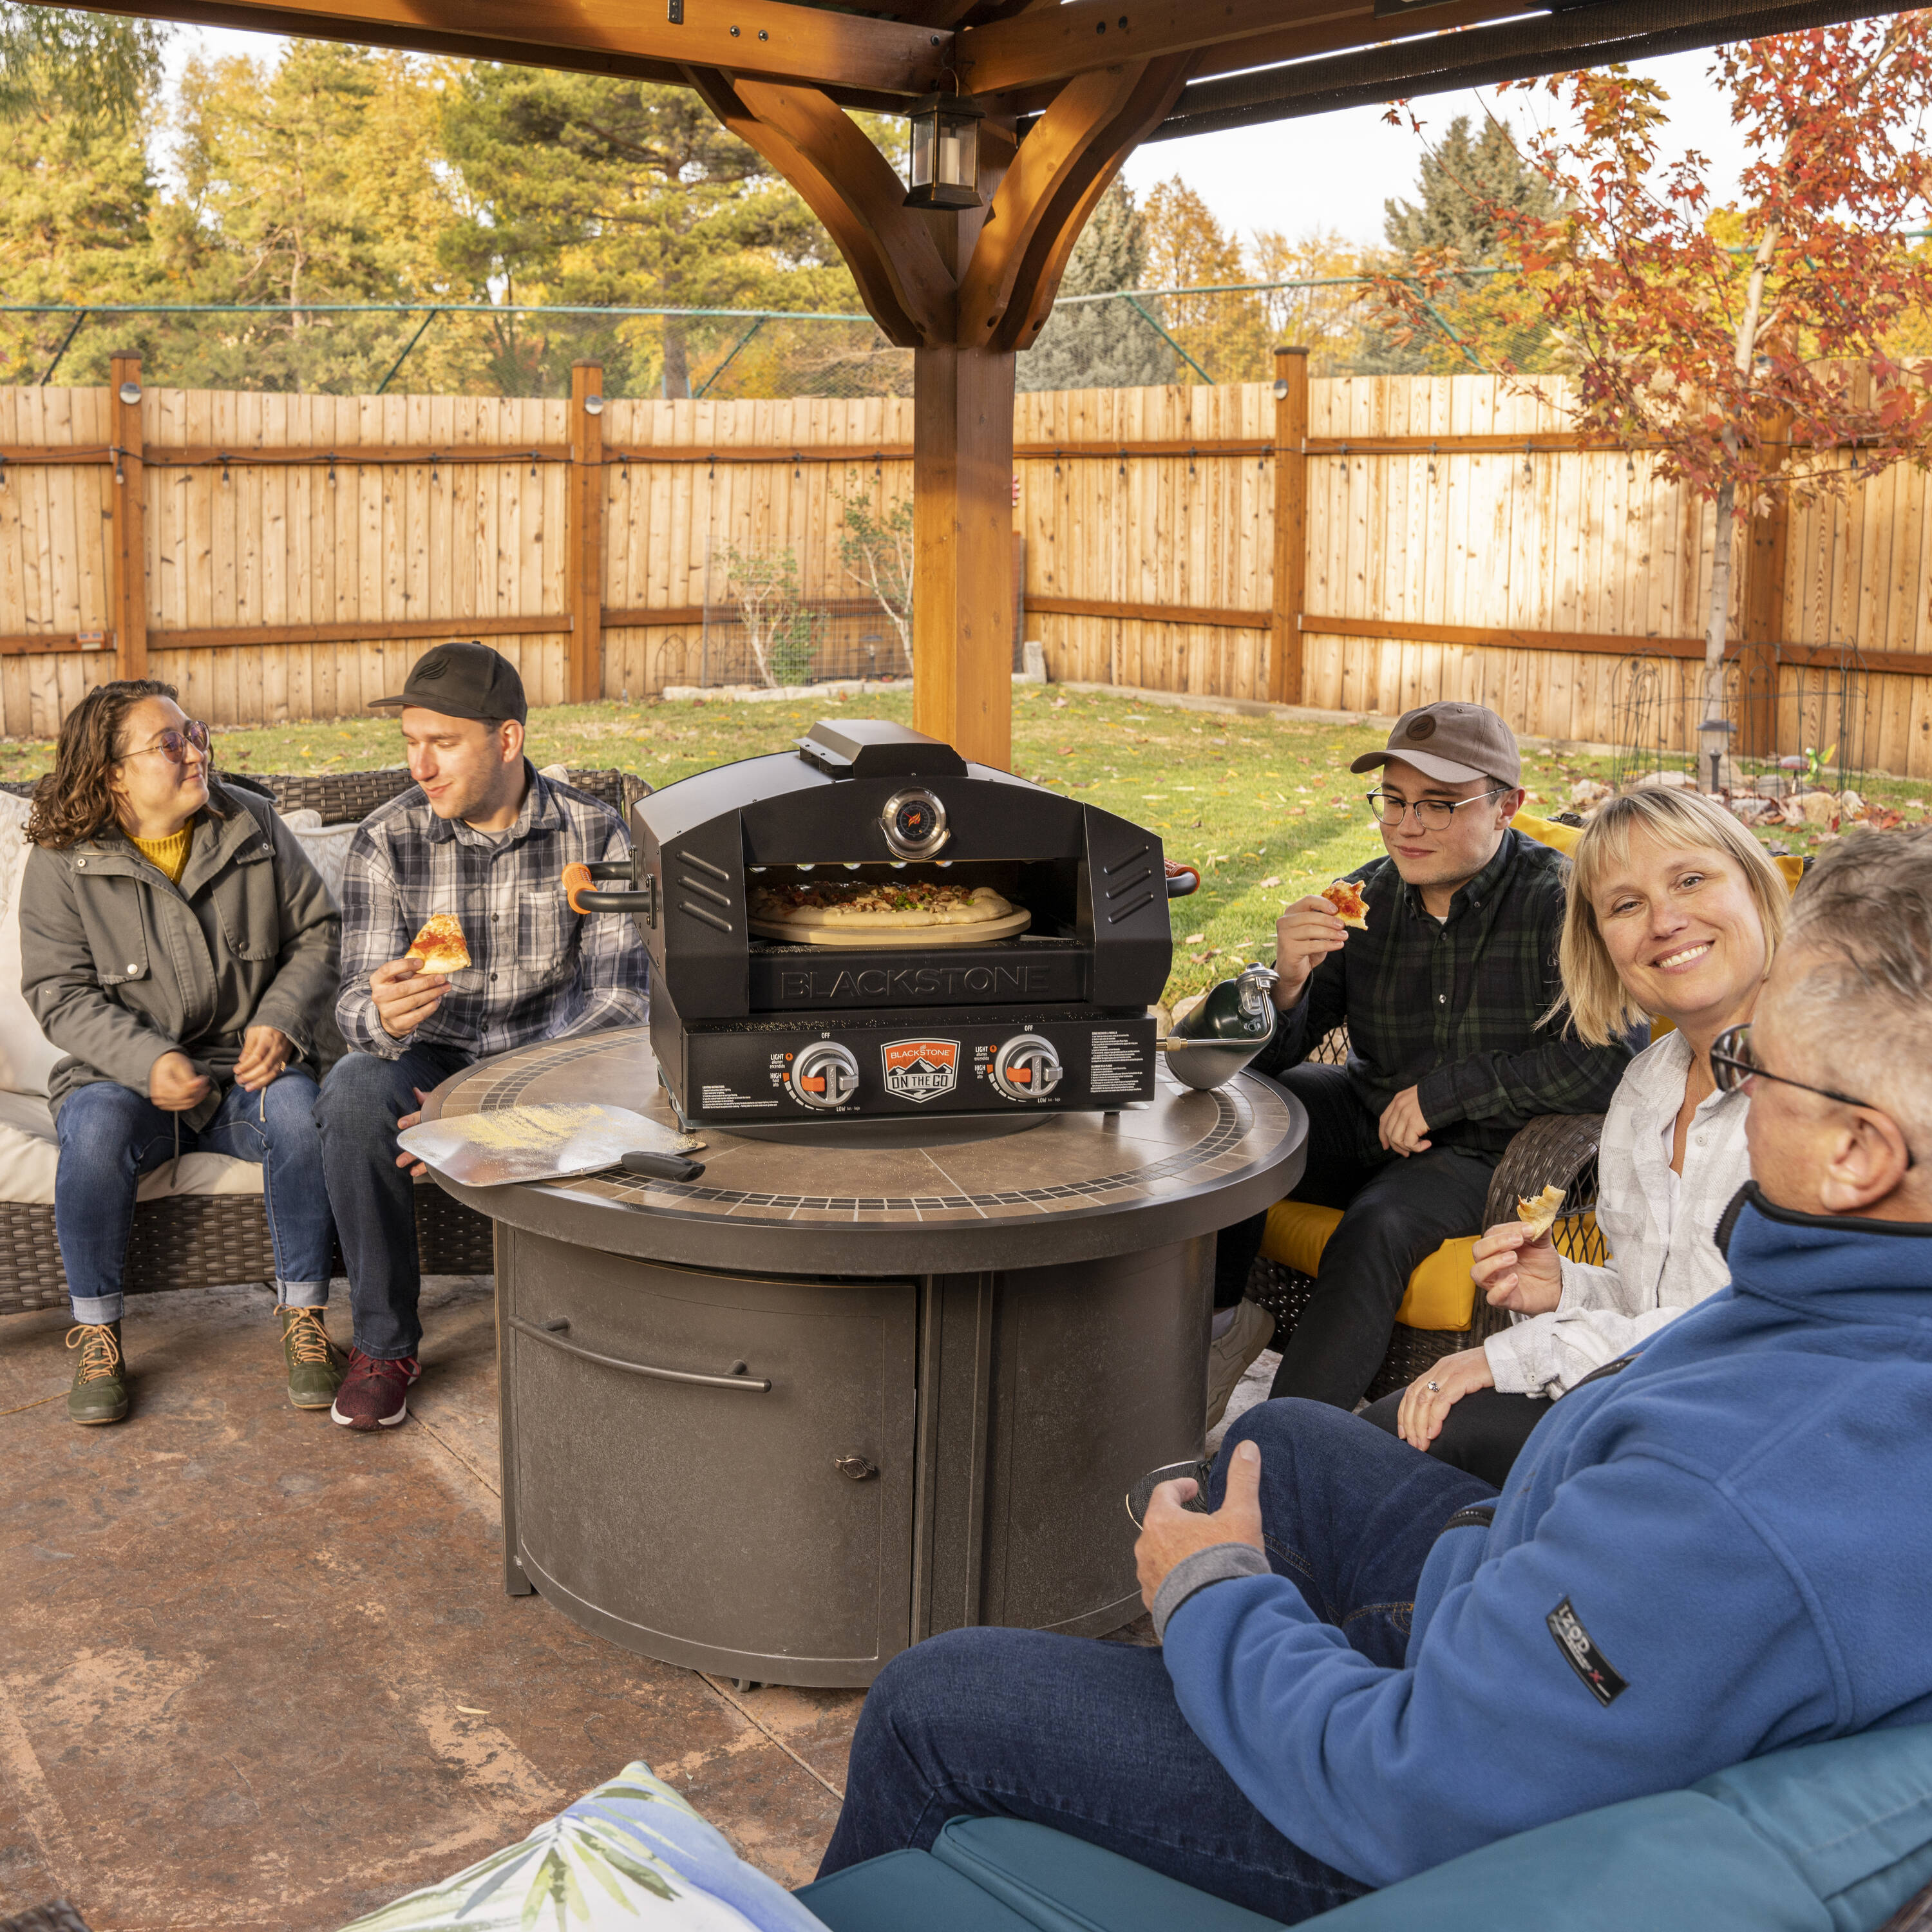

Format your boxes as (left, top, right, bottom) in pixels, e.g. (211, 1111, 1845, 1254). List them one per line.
(880, 1039, 960, 1103)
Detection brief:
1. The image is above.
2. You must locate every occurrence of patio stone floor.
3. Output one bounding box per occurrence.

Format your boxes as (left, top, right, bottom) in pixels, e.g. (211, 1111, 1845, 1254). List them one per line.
(0, 1276, 1265, 1932)
(0, 1278, 864, 1931)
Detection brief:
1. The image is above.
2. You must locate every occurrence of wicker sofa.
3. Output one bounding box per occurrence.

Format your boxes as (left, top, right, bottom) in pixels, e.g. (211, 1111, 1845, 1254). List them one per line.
(0, 764, 649, 1320)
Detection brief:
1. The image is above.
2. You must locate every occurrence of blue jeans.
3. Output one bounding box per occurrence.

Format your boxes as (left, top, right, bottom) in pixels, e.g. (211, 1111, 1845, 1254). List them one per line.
(820, 1400, 1497, 1922)
(55, 1072, 335, 1325)
(315, 1044, 471, 1360)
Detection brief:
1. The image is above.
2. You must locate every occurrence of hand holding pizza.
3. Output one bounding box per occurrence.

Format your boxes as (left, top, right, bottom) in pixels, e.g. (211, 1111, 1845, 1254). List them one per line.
(1271, 894, 1350, 1005)
(371, 917, 470, 1040)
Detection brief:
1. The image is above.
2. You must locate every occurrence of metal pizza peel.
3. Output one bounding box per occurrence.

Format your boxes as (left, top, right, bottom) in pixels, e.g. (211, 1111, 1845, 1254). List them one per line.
(399, 1103, 707, 1188)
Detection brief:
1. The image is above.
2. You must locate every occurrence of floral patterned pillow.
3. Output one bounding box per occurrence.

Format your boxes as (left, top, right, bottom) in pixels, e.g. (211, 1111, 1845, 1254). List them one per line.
(341, 1762, 830, 1931)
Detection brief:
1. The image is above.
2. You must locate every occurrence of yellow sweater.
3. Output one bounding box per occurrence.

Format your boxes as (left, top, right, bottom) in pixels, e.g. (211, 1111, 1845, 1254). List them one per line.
(130, 825, 192, 884)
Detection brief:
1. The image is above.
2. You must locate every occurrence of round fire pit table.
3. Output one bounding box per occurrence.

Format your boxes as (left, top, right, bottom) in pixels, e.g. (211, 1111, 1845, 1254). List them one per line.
(421, 1026, 1306, 1689)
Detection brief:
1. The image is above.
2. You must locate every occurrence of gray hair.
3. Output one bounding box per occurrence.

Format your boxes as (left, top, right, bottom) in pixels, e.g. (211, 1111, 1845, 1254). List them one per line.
(1782, 828, 1932, 1137)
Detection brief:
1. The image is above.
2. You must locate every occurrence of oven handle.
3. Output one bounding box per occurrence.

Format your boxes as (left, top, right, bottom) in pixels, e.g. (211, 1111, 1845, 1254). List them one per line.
(563, 861, 653, 916)
(507, 1314, 772, 1392)
(1166, 862, 1201, 899)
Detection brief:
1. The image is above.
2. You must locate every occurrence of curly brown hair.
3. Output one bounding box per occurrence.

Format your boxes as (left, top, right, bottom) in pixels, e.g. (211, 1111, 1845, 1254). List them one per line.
(24, 679, 185, 849)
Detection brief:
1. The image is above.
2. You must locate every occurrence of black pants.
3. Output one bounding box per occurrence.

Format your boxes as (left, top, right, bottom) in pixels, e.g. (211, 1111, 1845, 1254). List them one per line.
(1359, 1385, 1551, 1488)
(1213, 1063, 1497, 1410)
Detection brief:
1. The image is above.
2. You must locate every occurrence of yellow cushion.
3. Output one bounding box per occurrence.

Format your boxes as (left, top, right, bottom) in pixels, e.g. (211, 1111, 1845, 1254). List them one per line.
(1511, 809, 1580, 856)
(1260, 1199, 1477, 1332)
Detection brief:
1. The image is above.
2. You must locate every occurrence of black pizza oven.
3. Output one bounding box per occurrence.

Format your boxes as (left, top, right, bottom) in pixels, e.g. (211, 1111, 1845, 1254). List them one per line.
(566, 719, 1195, 1128)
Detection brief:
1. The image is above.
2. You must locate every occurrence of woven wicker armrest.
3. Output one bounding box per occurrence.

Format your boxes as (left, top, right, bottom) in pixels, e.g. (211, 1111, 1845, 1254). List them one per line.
(240, 765, 649, 826)
(1467, 1112, 1607, 1345)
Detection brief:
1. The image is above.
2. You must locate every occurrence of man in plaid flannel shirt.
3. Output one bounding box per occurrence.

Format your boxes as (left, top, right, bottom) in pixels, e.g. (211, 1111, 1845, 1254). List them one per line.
(1209, 702, 1633, 1420)
(315, 642, 649, 1430)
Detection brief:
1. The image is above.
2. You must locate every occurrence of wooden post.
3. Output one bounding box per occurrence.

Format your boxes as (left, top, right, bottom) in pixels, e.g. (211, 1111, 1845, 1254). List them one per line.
(108, 350, 147, 683)
(1738, 407, 1791, 762)
(567, 361, 605, 705)
(1268, 345, 1308, 708)
(913, 343, 1017, 772)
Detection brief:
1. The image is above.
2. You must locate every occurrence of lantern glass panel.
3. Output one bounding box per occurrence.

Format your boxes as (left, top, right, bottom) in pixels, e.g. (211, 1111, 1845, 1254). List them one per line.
(910, 115, 935, 191)
(937, 112, 976, 191)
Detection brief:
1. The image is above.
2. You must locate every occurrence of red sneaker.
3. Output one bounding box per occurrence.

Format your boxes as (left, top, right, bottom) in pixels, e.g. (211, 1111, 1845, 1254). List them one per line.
(330, 1349, 421, 1431)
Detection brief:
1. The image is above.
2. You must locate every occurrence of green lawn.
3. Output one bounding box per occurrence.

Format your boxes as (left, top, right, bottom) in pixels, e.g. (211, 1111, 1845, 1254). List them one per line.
(6, 684, 1926, 1007)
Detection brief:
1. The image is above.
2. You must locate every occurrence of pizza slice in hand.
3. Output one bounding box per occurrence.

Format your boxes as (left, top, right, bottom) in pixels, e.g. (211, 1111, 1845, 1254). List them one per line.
(1515, 1182, 1566, 1240)
(406, 914, 471, 977)
(1320, 878, 1370, 931)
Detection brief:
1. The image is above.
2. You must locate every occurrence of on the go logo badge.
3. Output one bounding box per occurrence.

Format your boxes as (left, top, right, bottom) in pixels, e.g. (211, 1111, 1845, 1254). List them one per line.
(880, 1039, 960, 1103)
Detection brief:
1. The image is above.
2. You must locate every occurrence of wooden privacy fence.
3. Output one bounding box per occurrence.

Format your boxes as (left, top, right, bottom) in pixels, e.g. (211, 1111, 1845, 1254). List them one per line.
(5, 352, 1932, 777)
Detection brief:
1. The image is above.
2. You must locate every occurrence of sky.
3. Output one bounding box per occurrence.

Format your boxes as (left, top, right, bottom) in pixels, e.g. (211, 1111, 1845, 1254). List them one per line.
(164, 27, 1754, 261)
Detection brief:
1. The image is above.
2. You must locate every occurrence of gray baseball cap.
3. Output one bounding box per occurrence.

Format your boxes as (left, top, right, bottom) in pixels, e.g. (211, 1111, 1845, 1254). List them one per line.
(1350, 701, 1521, 788)
(372, 641, 528, 725)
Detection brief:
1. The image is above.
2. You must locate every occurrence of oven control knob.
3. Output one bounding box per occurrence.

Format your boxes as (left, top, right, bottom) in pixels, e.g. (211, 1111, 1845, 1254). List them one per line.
(791, 1041, 860, 1110)
(991, 1034, 1063, 1102)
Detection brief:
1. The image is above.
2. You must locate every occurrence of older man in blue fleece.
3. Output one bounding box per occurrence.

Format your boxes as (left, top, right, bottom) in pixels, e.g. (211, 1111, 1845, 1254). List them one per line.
(815, 828, 1932, 1924)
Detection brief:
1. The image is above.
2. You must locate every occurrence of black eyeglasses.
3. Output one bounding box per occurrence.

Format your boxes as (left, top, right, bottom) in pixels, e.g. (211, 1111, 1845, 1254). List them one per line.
(1365, 785, 1513, 830)
(120, 720, 210, 765)
(1712, 1023, 1913, 1169)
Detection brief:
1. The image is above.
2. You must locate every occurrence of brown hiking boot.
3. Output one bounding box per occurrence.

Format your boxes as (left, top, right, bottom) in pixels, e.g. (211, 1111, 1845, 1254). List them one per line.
(330, 1348, 421, 1431)
(281, 1307, 345, 1410)
(67, 1321, 129, 1425)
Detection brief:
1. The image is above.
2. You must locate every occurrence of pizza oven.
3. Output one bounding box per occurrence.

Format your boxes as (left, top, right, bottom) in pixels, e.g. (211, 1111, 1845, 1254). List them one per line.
(565, 719, 1193, 1128)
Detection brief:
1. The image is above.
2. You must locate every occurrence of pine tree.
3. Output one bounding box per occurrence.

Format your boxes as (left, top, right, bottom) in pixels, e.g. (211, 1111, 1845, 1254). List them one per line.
(1018, 180, 1174, 393)
(1383, 114, 1560, 270)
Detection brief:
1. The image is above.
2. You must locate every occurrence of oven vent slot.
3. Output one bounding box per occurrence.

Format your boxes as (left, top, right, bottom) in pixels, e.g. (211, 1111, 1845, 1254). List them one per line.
(1101, 843, 1152, 875)
(677, 849, 732, 882)
(679, 873, 732, 910)
(1106, 891, 1155, 923)
(681, 901, 735, 934)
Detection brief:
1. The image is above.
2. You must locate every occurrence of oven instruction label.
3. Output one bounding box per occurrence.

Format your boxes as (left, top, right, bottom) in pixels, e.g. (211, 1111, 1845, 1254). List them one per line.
(1090, 1030, 1148, 1095)
(701, 1084, 780, 1110)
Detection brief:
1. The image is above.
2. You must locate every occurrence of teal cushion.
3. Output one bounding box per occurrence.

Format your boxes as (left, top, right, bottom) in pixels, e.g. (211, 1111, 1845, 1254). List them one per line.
(1303, 1792, 1828, 1931)
(933, 1818, 1289, 1932)
(798, 1849, 1044, 1932)
(1694, 1726, 1932, 1932)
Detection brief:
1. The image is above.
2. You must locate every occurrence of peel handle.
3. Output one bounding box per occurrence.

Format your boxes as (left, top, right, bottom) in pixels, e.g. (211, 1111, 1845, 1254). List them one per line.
(620, 1150, 706, 1184)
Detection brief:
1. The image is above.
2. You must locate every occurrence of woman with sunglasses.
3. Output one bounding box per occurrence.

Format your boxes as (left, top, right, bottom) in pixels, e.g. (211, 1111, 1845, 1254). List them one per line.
(19, 679, 343, 1426)
(1371, 788, 1791, 1484)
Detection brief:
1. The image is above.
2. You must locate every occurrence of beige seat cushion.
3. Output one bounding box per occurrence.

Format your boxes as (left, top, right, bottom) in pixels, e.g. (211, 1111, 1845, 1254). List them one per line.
(0, 1090, 263, 1207)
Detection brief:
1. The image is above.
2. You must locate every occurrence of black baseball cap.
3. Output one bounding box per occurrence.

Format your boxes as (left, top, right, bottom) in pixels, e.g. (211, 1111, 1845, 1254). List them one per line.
(372, 641, 527, 725)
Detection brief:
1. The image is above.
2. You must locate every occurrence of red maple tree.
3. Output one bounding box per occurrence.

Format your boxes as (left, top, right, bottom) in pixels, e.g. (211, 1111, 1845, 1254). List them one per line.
(1379, 17, 1932, 777)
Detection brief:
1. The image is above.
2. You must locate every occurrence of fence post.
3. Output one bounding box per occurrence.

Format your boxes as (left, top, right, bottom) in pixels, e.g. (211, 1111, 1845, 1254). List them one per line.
(1738, 408, 1791, 762)
(1269, 345, 1308, 708)
(568, 361, 605, 705)
(108, 350, 147, 683)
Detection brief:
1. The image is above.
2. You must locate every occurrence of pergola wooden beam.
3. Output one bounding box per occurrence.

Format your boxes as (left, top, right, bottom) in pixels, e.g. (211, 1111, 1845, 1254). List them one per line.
(62, 0, 954, 95)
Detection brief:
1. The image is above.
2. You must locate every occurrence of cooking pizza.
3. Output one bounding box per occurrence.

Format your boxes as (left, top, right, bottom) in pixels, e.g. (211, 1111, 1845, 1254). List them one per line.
(1516, 1182, 1566, 1240)
(406, 913, 471, 976)
(1320, 878, 1370, 931)
(750, 880, 1017, 931)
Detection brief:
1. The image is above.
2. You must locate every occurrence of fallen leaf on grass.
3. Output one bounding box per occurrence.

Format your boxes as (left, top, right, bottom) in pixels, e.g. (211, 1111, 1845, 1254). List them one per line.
(1184, 933, 1206, 943)
(1258, 875, 1282, 889)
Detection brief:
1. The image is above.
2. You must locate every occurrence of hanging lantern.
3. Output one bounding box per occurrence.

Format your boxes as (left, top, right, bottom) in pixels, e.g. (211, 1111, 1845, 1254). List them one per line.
(905, 91, 985, 209)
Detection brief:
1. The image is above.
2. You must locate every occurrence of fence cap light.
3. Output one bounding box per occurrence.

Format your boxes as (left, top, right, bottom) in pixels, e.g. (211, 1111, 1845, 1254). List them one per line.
(118, 381, 142, 405)
(1272, 378, 1289, 399)
(583, 393, 605, 415)
(905, 91, 986, 211)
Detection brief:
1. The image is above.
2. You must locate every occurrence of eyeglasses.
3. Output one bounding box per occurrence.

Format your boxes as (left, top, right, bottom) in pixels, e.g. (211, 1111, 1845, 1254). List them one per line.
(1365, 785, 1513, 830)
(120, 720, 210, 765)
(1711, 1023, 1913, 1168)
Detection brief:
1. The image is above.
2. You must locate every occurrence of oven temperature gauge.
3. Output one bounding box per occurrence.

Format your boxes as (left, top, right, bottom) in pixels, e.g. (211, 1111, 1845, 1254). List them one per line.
(990, 1034, 1063, 1102)
(790, 1041, 860, 1109)
(880, 786, 950, 860)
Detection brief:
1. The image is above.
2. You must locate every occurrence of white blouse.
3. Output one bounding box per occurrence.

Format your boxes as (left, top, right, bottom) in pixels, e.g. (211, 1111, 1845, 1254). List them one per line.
(1484, 1028, 1752, 1399)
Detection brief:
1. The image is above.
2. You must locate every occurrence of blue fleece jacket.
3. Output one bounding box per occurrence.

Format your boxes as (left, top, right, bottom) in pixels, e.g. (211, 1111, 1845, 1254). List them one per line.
(1162, 1188, 1932, 1890)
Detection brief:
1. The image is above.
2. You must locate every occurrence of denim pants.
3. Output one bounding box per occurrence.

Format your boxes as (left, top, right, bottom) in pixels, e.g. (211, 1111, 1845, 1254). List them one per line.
(820, 1399, 1496, 1922)
(55, 1071, 335, 1325)
(315, 1043, 472, 1361)
(1213, 1062, 1500, 1408)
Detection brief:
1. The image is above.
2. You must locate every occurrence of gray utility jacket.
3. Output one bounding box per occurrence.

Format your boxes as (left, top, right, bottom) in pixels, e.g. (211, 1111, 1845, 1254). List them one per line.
(19, 778, 341, 1130)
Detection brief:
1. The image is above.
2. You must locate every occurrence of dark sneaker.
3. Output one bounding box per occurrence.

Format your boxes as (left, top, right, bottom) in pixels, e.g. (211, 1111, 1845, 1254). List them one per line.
(281, 1307, 345, 1410)
(330, 1349, 420, 1431)
(1125, 1458, 1215, 1531)
(66, 1321, 129, 1426)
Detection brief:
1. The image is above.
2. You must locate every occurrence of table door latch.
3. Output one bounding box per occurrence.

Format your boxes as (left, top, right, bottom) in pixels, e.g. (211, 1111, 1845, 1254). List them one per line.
(834, 1455, 878, 1481)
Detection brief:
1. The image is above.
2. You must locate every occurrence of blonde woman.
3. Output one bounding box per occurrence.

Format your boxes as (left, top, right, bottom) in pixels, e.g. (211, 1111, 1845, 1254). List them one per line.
(1365, 789, 1791, 1485)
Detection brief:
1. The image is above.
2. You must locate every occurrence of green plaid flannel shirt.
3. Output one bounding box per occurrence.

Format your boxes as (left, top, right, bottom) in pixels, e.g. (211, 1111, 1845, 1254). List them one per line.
(1253, 828, 1633, 1156)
